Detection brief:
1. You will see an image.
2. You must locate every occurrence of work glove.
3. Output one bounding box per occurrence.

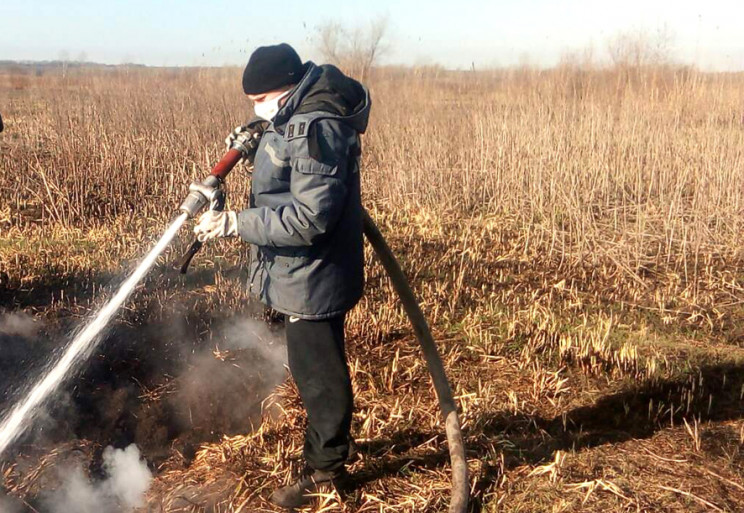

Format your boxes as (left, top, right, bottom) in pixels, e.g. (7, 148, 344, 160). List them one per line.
(224, 125, 248, 150)
(194, 210, 238, 241)
(224, 119, 268, 165)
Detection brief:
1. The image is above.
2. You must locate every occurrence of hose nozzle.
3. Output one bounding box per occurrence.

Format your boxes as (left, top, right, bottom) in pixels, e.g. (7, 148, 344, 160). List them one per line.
(178, 175, 225, 218)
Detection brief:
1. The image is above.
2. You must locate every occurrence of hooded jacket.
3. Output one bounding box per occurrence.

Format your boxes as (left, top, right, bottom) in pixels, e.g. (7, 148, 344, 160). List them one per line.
(236, 62, 371, 319)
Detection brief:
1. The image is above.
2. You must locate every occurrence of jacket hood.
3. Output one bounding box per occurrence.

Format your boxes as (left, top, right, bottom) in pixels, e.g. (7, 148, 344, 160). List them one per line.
(273, 62, 371, 134)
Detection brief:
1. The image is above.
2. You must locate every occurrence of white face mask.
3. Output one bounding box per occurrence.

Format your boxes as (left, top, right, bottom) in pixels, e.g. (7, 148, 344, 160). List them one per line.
(254, 89, 292, 121)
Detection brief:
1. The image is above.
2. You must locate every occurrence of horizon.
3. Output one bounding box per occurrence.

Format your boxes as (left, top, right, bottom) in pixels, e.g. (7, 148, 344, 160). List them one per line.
(2, 58, 744, 74)
(2, 1, 744, 72)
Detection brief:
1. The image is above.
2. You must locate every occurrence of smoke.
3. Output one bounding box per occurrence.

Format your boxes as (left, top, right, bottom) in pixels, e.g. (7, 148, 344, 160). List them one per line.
(172, 317, 286, 436)
(0, 311, 38, 338)
(45, 467, 107, 513)
(0, 492, 23, 513)
(222, 317, 286, 363)
(41, 444, 152, 513)
(101, 445, 152, 509)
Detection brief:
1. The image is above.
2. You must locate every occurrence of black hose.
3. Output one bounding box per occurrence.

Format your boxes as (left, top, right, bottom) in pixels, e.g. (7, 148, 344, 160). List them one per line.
(362, 209, 469, 513)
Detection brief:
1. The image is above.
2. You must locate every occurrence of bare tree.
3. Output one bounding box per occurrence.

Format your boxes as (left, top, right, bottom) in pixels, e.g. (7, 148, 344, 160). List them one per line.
(317, 21, 344, 65)
(314, 16, 390, 81)
(607, 25, 675, 68)
(58, 49, 70, 78)
(359, 16, 389, 79)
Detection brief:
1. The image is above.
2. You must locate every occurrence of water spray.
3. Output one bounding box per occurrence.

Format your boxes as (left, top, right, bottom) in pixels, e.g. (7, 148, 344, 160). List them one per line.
(0, 213, 187, 456)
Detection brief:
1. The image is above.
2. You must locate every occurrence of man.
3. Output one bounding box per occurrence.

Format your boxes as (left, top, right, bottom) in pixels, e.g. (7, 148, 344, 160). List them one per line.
(194, 43, 370, 508)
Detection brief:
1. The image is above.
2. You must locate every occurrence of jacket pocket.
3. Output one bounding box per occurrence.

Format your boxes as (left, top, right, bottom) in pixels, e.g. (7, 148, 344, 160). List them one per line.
(292, 156, 339, 177)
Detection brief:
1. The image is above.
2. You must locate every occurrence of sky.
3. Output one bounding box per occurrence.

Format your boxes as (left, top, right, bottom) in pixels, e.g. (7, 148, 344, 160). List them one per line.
(1, 0, 743, 71)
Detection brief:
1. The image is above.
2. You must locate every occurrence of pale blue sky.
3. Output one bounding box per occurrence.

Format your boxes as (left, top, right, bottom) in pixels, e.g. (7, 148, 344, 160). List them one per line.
(1, 1, 743, 70)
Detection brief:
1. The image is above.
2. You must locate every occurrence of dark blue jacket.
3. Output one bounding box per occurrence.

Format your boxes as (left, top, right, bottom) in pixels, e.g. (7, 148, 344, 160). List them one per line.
(237, 63, 371, 319)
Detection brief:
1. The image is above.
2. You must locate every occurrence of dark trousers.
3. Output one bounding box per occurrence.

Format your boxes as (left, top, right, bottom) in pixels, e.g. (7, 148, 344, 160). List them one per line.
(285, 314, 353, 471)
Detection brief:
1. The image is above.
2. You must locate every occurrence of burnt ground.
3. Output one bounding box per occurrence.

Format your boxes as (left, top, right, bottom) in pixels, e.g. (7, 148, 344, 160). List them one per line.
(0, 263, 288, 510)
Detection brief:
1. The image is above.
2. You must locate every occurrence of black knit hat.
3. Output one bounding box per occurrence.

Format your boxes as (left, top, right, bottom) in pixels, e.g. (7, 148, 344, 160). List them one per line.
(242, 43, 306, 95)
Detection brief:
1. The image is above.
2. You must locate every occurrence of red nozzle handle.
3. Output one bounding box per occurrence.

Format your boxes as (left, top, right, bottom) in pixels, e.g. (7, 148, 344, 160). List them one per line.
(210, 148, 243, 180)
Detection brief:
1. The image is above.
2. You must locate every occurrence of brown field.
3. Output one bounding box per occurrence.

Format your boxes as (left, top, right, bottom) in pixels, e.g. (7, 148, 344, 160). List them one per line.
(1, 63, 744, 512)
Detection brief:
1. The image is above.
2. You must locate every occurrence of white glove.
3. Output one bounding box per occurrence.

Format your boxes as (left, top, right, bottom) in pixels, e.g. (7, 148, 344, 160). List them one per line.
(224, 125, 244, 151)
(225, 125, 262, 164)
(194, 210, 238, 241)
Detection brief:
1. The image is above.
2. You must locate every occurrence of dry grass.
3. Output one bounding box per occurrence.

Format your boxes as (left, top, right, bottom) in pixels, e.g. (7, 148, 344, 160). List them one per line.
(2, 63, 744, 511)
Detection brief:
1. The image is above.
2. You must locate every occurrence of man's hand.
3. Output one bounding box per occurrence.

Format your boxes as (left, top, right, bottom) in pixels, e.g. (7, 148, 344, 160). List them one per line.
(224, 125, 246, 151)
(194, 210, 238, 241)
(225, 120, 267, 164)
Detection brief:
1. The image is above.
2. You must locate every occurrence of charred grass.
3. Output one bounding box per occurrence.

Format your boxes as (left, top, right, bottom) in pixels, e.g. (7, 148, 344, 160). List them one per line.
(1, 64, 744, 511)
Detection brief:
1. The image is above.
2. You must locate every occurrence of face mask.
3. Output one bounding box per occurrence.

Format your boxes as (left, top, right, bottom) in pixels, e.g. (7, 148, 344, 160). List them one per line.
(254, 89, 292, 121)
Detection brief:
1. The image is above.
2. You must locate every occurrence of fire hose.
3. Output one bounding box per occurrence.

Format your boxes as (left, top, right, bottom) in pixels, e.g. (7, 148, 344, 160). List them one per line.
(177, 130, 469, 513)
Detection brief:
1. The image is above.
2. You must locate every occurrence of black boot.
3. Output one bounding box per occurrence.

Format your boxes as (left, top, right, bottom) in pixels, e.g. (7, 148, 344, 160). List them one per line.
(270, 466, 349, 509)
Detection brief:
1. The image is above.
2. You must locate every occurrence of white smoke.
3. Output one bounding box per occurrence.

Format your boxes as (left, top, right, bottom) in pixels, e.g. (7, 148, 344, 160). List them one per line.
(47, 467, 106, 513)
(0, 493, 23, 513)
(222, 318, 286, 366)
(101, 445, 152, 509)
(0, 311, 37, 337)
(173, 317, 287, 434)
(42, 444, 152, 513)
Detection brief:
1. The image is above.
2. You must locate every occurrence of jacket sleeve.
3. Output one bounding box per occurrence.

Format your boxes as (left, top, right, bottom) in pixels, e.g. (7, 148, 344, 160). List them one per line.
(236, 119, 354, 247)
